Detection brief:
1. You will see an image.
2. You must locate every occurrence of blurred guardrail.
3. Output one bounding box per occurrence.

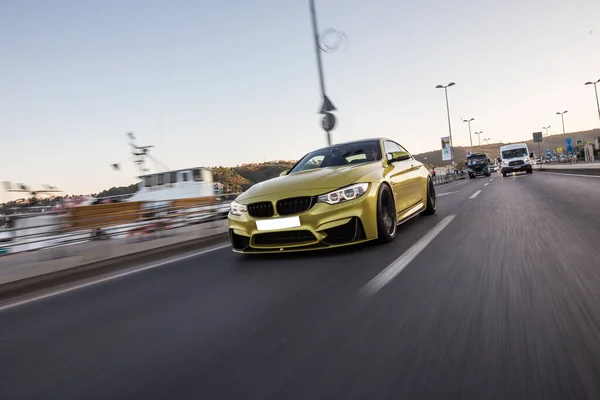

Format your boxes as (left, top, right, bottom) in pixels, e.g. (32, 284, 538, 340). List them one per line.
(0, 194, 238, 255)
(432, 173, 466, 186)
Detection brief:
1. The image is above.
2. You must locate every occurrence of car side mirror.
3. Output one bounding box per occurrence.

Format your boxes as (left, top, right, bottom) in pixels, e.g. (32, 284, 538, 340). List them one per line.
(497, 157, 501, 163)
(394, 154, 411, 162)
(279, 170, 289, 177)
(387, 152, 411, 164)
(487, 158, 491, 163)
(530, 152, 534, 158)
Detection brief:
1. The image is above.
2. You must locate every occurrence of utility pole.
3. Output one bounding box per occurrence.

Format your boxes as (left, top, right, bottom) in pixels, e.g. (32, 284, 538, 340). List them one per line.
(309, 0, 337, 146)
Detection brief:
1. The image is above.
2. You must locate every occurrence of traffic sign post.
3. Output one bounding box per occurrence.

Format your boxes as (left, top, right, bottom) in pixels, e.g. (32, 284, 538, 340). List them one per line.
(533, 132, 543, 159)
(565, 138, 573, 154)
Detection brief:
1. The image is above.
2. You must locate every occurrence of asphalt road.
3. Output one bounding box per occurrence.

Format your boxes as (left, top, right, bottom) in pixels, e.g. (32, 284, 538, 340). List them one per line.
(2, 171, 600, 399)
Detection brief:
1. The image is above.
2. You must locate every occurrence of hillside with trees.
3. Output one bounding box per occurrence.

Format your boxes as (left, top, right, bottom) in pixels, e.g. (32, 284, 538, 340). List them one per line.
(86, 160, 297, 198)
(212, 160, 296, 192)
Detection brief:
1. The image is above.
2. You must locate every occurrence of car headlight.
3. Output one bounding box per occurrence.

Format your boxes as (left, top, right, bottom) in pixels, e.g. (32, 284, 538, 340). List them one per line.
(229, 201, 247, 216)
(317, 183, 369, 205)
(502, 160, 508, 166)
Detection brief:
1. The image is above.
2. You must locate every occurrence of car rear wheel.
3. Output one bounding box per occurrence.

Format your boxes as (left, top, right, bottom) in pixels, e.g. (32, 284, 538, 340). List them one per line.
(376, 184, 397, 243)
(422, 178, 437, 215)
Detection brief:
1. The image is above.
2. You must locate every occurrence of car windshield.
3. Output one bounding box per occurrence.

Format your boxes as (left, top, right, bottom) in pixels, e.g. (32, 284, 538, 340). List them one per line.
(468, 156, 487, 164)
(502, 148, 527, 159)
(289, 140, 382, 173)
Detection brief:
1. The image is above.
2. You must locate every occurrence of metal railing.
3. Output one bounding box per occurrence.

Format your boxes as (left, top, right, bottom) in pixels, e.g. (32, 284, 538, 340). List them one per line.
(0, 194, 238, 255)
(432, 173, 466, 186)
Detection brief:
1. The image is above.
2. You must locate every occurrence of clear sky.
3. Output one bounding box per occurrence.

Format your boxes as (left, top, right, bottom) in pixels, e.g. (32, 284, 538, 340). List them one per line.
(1, 0, 600, 196)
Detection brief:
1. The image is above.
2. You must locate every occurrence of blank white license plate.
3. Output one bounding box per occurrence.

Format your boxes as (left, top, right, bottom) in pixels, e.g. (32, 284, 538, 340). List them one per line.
(255, 216, 301, 231)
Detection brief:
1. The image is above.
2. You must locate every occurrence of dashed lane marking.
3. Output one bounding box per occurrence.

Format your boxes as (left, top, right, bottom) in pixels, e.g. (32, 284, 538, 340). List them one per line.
(361, 215, 457, 295)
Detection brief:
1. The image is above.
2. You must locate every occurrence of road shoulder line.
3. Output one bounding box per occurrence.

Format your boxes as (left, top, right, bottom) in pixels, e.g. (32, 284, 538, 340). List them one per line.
(0, 243, 230, 312)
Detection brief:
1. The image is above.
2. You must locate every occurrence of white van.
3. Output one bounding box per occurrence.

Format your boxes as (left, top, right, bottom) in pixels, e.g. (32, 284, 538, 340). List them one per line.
(499, 143, 533, 177)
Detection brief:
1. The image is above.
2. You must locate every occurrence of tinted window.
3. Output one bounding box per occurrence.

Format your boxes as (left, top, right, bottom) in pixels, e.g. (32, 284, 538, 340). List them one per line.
(193, 169, 203, 181)
(157, 174, 164, 185)
(169, 172, 177, 184)
(289, 140, 382, 173)
(502, 148, 527, 159)
(182, 172, 189, 182)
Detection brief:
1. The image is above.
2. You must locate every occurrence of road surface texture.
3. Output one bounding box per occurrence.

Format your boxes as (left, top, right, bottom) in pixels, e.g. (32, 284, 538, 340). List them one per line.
(2, 171, 600, 399)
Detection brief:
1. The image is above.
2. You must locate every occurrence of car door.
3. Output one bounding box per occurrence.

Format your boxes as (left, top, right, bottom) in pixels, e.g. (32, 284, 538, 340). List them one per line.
(392, 141, 424, 208)
(383, 140, 417, 215)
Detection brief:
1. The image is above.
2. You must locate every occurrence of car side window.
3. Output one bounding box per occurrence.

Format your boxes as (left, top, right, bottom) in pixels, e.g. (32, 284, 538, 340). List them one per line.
(384, 141, 411, 160)
(384, 141, 401, 160)
(395, 142, 409, 155)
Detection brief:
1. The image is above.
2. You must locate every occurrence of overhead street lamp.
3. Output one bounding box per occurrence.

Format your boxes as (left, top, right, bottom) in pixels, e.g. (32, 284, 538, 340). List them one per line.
(462, 117, 475, 147)
(436, 82, 456, 168)
(584, 79, 600, 125)
(542, 125, 551, 137)
(474, 131, 483, 146)
(483, 138, 491, 145)
(556, 110, 568, 135)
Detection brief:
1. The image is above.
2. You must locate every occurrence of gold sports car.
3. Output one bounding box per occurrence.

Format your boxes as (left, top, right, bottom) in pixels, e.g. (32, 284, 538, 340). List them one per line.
(228, 138, 436, 253)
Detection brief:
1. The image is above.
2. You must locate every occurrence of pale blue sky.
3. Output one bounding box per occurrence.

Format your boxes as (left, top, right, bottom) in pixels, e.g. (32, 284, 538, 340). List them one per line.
(1, 0, 600, 196)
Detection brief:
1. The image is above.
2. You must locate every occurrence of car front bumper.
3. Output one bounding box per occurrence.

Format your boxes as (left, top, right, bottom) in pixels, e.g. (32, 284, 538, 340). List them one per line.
(501, 164, 532, 173)
(227, 185, 379, 253)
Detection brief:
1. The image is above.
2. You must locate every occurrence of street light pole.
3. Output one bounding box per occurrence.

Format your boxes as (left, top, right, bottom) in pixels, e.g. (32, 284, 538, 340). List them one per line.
(474, 131, 483, 146)
(436, 82, 456, 169)
(541, 125, 551, 157)
(542, 125, 551, 137)
(585, 79, 600, 125)
(556, 110, 568, 135)
(462, 117, 474, 147)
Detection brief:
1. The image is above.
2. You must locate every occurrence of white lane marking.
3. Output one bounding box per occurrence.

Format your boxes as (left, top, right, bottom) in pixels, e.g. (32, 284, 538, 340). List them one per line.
(489, 178, 493, 182)
(437, 191, 459, 197)
(0, 243, 231, 313)
(361, 215, 456, 295)
(539, 171, 600, 179)
(469, 190, 482, 199)
(484, 183, 489, 187)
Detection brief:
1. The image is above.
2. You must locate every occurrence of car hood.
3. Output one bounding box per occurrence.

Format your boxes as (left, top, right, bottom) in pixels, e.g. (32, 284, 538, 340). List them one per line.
(237, 162, 381, 202)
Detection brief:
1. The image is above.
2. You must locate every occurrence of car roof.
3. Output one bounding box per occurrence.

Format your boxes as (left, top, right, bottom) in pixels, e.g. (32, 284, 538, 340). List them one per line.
(500, 143, 528, 150)
(310, 138, 385, 152)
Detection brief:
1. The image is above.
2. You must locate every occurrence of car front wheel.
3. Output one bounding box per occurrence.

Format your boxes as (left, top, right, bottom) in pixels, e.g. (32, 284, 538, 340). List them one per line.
(422, 178, 437, 215)
(376, 184, 397, 243)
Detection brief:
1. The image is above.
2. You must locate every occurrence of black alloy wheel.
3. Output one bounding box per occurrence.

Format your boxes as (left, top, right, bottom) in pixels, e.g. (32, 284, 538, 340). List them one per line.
(422, 178, 437, 215)
(376, 184, 397, 243)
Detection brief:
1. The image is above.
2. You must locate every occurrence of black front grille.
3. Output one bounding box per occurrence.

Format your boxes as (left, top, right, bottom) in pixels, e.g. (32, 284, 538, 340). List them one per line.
(276, 197, 316, 216)
(509, 160, 524, 166)
(247, 202, 274, 218)
(253, 230, 316, 245)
